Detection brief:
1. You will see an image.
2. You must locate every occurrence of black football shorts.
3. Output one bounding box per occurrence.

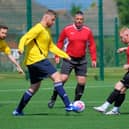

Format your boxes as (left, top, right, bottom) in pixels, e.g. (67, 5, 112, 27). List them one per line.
(61, 56, 87, 76)
(120, 71, 129, 88)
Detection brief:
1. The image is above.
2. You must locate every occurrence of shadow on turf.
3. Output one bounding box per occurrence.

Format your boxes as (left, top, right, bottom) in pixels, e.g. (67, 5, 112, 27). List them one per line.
(24, 111, 84, 116)
(25, 113, 49, 116)
(121, 112, 129, 115)
(81, 105, 129, 115)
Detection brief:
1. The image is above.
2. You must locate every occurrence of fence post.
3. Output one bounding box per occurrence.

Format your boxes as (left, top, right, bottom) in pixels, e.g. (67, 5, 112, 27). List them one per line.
(114, 17, 119, 66)
(25, 0, 32, 80)
(98, 0, 104, 80)
(55, 16, 59, 42)
(55, 16, 61, 69)
(26, 0, 32, 30)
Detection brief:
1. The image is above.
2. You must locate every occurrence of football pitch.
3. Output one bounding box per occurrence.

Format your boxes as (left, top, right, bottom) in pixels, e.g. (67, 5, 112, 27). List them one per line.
(0, 68, 129, 129)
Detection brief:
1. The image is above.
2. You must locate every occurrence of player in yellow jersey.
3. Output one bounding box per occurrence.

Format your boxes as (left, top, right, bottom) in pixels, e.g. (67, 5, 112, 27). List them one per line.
(13, 9, 79, 116)
(0, 25, 24, 74)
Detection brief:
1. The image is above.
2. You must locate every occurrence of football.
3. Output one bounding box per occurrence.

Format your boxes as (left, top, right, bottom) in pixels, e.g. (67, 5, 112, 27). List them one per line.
(73, 100, 85, 112)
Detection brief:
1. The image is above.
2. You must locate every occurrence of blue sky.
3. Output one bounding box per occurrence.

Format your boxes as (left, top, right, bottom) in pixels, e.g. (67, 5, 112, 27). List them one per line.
(33, 0, 96, 10)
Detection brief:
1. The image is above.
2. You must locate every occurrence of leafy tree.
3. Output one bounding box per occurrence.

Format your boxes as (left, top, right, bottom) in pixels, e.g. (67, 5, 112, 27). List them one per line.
(115, 0, 129, 26)
(70, 3, 82, 16)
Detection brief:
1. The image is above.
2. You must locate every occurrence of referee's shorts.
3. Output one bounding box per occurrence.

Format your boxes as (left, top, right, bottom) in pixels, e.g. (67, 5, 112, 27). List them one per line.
(61, 56, 87, 76)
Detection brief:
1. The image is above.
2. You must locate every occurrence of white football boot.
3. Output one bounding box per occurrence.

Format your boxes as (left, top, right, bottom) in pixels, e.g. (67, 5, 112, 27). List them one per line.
(105, 110, 120, 115)
(93, 106, 106, 113)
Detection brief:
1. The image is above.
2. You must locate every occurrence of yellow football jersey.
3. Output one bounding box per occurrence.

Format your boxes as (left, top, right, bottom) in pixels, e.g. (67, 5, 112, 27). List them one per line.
(19, 23, 69, 65)
(0, 39, 11, 55)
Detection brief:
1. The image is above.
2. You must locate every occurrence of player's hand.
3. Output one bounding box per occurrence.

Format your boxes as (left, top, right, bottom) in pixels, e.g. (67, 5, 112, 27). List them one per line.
(18, 49, 23, 55)
(55, 57, 60, 64)
(92, 61, 96, 68)
(67, 56, 71, 61)
(16, 66, 25, 75)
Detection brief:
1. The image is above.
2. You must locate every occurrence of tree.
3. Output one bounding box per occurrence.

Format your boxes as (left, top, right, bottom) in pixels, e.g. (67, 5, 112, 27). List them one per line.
(115, 0, 129, 26)
(70, 3, 82, 16)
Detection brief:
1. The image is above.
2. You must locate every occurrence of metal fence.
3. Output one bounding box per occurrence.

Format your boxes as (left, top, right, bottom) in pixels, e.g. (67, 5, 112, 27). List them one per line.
(0, 0, 124, 72)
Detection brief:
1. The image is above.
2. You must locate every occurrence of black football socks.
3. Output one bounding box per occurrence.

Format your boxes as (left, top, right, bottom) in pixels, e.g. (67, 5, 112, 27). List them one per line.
(107, 89, 120, 104)
(114, 93, 125, 107)
(74, 83, 85, 101)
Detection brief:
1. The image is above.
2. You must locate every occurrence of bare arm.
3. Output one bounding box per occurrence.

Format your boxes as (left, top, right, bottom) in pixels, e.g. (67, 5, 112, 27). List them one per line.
(7, 54, 24, 74)
(117, 47, 127, 53)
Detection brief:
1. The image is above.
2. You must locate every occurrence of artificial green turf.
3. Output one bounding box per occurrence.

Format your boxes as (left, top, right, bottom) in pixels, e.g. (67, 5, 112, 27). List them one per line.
(0, 68, 129, 129)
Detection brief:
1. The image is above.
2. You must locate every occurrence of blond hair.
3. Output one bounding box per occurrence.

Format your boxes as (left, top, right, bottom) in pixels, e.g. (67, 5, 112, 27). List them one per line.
(119, 27, 129, 34)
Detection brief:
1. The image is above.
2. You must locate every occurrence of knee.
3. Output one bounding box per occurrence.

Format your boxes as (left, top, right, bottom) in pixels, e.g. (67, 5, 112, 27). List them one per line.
(114, 81, 127, 94)
(61, 75, 68, 83)
(77, 77, 86, 84)
(78, 79, 86, 85)
(114, 81, 123, 90)
(120, 87, 127, 94)
(52, 72, 62, 82)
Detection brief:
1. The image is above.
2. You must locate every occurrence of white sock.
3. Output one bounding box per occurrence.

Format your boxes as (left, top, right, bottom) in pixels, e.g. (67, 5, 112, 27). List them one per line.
(101, 101, 110, 110)
(112, 106, 119, 112)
